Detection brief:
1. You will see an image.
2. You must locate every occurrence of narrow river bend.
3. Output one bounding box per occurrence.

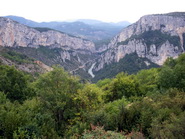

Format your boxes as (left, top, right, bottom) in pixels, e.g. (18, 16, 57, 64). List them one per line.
(88, 63, 96, 78)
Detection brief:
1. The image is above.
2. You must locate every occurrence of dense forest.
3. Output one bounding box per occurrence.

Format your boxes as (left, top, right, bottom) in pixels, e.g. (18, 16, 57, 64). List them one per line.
(0, 53, 185, 139)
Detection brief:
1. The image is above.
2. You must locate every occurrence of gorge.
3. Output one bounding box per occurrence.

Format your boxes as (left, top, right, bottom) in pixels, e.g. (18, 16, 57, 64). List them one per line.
(1, 12, 185, 81)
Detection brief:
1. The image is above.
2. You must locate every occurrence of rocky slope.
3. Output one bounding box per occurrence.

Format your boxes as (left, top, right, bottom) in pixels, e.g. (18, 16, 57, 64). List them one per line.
(0, 17, 95, 51)
(0, 47, 52, 75)
(5, 16, 129, 41)
(94, 12, 185, 73)
(0, 17, 98, 80)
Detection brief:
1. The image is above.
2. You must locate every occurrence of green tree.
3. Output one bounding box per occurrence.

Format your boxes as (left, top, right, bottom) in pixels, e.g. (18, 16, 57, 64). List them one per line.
(82, 126, 126, 139)
(75, 84, 103, 112)
(96, 78, 112, 88)
(105, 73, 140, 101)
(91, 97, 129, 131)
(0, 65, 33, 102)
(0, 98, 27, 138)
(158, 53, 185, 91)
(65, 84, 104, 137)
(136, 68, 159, 95)
(149, 89, 185, 138)
(34, 67, 81, 136)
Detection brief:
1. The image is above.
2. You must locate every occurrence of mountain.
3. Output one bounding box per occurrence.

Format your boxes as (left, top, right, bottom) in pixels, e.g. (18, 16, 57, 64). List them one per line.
(76, 19, 130, 27)
(5, 15, 39, 27)
(52, 21, 120, 41)
(5, 16, 130, 41)
(0, 17, 97, 79)
(0, 47, 52, 75)
(3, 13, 185, 82)
(92, 12, 185, 81)
(115, 21, 131, 27)
(5, 15, 66, 28)
(76, 19, 105, 25)
(0, 17, 95, 51)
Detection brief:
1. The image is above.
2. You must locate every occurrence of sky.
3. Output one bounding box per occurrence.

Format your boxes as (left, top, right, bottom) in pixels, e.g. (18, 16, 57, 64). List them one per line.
(1, 0, 185, 23)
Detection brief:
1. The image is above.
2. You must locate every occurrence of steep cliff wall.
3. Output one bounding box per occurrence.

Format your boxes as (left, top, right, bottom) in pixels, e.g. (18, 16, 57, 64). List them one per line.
(109, 13, 185, 47)
(0, 17, 95, 51)
(0, 17, 98, 79)
(94, 13, 185, 71)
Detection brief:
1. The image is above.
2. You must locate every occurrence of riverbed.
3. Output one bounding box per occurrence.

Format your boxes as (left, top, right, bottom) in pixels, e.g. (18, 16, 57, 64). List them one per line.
(88, 63, 96, 78)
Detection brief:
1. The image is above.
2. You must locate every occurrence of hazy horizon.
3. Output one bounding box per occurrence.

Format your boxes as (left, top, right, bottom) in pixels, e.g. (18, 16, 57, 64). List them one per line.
(1, 0, 185, 23)
(4, 15, 133, 24)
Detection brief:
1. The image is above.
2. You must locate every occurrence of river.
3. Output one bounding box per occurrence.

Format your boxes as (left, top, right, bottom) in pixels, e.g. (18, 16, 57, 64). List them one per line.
(88, 63, 96, 78)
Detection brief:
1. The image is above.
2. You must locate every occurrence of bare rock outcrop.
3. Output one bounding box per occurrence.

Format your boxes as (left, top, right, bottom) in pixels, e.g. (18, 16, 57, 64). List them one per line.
(0, 17, 95, 51)
(94, 12, 185, 71)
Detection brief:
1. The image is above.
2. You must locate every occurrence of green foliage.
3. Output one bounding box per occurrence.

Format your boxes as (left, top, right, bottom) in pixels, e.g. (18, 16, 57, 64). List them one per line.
(104, 73, 140, 101)
(65, 84, 104, 137)
(94, 39, 110, 50)
(0, 98, 40, 138)
(118, 30, 180, 49)
(0, 65, 34, 102)
(151, 112, 185, 139)
(158, 54, 185, 91)
(91, 97, 129, 131)
(1, 53, 185, 138)
(158, 66, 176, 89)
(0, 101, 25, 138)
(9, 46, 94, 80)
(75, 84, 103, 112)
(136, 68, 159, 94)
(65, 121, 89, 138)
(0, 93, 7, 104)
(34, 27, 55, 32)
(13, 127, 38, 139)
(1, 50, 34, 64)
(93, 53, 159, 82)
(82, 126, 126, 139)
(148, 90, 185, 138)
(183, 33, 185, 49)
(0, 96, 58, 138)
(34, 67, 81, 136)
(96, 78, 112, 88)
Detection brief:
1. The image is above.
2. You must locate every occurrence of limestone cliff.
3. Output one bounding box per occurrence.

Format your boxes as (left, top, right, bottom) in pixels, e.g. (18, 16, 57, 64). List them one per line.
(0, 17, 95, 51)
(94, 12, 185, 71)
(0, 17, 97, 79)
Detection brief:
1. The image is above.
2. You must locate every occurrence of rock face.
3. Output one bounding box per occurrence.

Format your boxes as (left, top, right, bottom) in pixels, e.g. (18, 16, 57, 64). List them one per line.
(5, 16, 129, 41)
(94, 12, 185, 71)
(0, 17, 95, 51)
(0, 55, 52, 74)
(0, 17, 98, 80)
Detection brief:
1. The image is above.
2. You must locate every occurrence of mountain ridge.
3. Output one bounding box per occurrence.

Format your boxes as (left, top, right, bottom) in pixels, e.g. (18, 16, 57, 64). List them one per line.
(2, 13, 185, 81)
(0, 17, 98, 79)
(5, 15, 130, 41)
(92, 12, 185, 80)
(0, 17, 95, 51)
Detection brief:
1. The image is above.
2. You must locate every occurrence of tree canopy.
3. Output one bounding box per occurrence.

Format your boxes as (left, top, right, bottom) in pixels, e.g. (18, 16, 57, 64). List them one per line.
(0, 54, 185, 138)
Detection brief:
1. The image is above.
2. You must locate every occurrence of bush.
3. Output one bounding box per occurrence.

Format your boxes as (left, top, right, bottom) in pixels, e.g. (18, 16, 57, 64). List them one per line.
(82, 126, 126, 139)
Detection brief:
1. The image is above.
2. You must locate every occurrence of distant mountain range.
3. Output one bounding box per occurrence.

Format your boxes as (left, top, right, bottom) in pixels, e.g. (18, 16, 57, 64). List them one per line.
(92, 12, 185, 81)
(5, 16, 130, 41)
(2, 12, 185, 82)
(0, 17, 97, 79)
(76, 19, 130, 27)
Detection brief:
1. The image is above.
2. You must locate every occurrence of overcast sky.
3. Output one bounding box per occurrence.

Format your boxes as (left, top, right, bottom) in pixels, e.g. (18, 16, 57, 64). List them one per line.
(1, 0, 185, 23)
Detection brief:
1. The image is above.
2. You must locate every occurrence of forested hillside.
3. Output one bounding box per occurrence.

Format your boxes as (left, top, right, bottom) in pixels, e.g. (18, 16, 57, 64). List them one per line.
(0, 53, 185, 138)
